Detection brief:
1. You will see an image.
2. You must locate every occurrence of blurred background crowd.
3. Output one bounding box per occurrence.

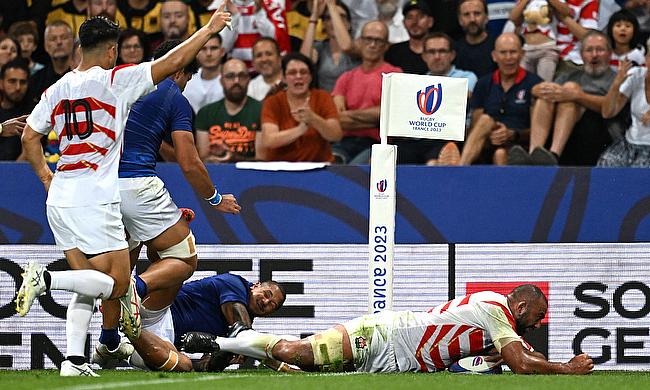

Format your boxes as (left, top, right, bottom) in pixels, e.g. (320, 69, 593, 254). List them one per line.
(1, 0, 649, 167)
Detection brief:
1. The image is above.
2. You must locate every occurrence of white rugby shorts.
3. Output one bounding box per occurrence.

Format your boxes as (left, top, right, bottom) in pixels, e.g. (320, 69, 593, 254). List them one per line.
(119, 176, 183, 243)
(141, 305, 175, 344)
(343, 311, 399, 373)
(46, 202, 128, 254)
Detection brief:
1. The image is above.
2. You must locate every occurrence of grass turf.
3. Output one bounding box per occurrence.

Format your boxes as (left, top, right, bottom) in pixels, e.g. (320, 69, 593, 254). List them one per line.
(1, 369, 650, 390)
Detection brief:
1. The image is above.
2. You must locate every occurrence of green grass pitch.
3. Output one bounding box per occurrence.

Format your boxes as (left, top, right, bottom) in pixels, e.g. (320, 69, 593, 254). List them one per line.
(1, 369, 650, 390)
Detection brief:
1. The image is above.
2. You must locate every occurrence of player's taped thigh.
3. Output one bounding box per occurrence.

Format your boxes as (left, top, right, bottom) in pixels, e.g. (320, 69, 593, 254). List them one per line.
(157, 231, 196, 259)
(308, 328, 349, 372)
(157, 350, 180, 371)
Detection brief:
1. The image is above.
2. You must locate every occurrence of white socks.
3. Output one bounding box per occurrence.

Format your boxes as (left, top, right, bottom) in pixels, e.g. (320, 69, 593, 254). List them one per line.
(50, 270, 115, 298)
(216, 329, 284, 361)
(66, 293, 96, 357)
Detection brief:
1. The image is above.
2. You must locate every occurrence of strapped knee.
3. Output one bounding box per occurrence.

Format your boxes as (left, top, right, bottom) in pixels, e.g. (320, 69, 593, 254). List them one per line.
(157, 350, 180, 371)
(308, 328, 346, 372)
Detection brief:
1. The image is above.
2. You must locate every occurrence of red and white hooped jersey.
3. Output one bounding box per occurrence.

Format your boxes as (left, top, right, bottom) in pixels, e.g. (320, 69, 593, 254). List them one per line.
(27, 63, 155, 207)
(556, 0, 598, 64)
(391, 291, 533, 372)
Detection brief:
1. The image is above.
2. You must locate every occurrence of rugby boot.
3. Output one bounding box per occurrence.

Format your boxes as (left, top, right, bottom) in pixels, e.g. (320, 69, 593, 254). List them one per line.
(91, 339, 134, 368)
(60, 360, 100, 377)
(15, 261, 48, 316)
(118, 277, 142, 339)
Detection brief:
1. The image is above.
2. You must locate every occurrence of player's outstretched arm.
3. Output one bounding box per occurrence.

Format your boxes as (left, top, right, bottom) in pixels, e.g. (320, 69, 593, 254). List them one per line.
(500, 341, 593, 375)
(171, 131, 241, 214)
(150, 1, 232, 85)
(21, 126, 53, 192)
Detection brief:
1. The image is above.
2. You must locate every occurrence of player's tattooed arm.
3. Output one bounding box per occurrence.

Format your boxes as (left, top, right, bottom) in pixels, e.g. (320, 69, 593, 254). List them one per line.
(221, 301, 253, 327)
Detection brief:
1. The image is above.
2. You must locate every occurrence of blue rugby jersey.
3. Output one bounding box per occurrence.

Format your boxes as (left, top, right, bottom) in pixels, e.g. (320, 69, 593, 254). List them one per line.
(170, 273, 252, 344)
(119, 78, 193, 178)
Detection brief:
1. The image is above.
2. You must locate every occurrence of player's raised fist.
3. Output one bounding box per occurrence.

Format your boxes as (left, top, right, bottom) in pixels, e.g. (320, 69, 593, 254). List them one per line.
(207, 0, 233, 33)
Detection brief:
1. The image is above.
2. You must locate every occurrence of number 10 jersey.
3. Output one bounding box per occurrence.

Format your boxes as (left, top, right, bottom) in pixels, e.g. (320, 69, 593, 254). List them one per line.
(27, 63, 155, 207)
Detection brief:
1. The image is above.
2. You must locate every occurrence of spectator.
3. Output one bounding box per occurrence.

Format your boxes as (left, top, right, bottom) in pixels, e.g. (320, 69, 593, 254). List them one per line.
(160, 0, 190, 40)
(376, 0, 409, 44)
(458, 32, 542, 165)
(385, 0, 433, 75)
(46, 0, 126, 37)
(599, 48, 650, 167)
(454, 0, 497, 78)
(147, 0, 192, 53)
(117, 0, 163, 50)
(412, 32, 478, 165)
(88, 0, 120, 20)
(183, 34, 225, 114)
(622, 0, 650, 45)
(117, 28, 148, 65)
(8, 21, 45, 75)
(509, 31, 616, 165)
(288, 0, 329, 51)
(425, 0, 464, 40)
(248, 37, 283, 101)
(554, 0, 598, 76)
(340, 0, 378, 38)
(118, 0, 161, 28)
(509, 0, 570, 81)
(423, 32, 478, 91)
(332, 20, 401, 164)
(300, 0, 359, 92)
(46, 0, 88, 37)
(225, 0, 289, 71)
(196, 58, 263, 163)
(28, 20, 75, 104)
(0, 36, 20, 69)
(0, 59, 32, 160)
(606, 9, 646, 71)
(260, 52, 342, 162)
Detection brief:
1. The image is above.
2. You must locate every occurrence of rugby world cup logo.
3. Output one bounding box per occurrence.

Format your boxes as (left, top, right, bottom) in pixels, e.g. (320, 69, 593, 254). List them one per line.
(377, 179, 388, 193)
(416, 83, 443, 115)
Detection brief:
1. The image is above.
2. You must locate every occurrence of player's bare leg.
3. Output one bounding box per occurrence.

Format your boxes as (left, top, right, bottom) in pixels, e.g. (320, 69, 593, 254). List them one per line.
(95, 218, 196, 366)
(16, 247, 139, 375)
(130, 330, 193, 372)
(139, 218, 197, 296)
(189, 325, 355, 372)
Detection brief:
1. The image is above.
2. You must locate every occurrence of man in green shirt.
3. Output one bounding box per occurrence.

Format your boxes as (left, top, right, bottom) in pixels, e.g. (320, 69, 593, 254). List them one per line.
(195, 58, 264, 163)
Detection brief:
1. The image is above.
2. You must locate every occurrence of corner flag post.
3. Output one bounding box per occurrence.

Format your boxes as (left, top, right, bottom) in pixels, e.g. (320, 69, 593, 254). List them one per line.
(368, 73, 467, 314)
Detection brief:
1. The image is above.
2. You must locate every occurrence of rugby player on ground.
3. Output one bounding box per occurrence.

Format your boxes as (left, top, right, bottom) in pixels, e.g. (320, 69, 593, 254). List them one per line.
(97, 272, 285, 372)
(181, 284, 593, 374)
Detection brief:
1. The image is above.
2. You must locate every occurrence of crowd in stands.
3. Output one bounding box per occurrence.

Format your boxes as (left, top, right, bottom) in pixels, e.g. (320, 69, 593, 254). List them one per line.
(1, 0, 650, 167)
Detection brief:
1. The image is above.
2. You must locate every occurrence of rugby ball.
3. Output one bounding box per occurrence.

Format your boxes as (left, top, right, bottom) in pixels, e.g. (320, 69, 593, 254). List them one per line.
(448, 356, 503, 374)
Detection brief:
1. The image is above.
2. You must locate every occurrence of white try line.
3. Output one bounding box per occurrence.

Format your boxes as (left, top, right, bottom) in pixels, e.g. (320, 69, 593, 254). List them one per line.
(57, 374, 258, 390)
(57, 371, 364, 390)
